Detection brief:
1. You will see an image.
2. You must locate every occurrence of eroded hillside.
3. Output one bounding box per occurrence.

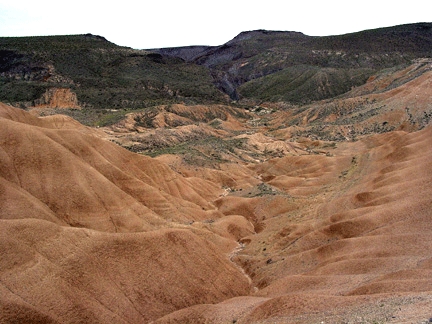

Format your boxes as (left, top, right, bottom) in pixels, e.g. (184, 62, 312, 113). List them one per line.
(1, 23, 432, 324)
(1, 63, 432, 323)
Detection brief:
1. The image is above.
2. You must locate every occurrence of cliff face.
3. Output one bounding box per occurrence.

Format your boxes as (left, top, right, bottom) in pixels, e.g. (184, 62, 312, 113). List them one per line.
(33, 88, 80, 109)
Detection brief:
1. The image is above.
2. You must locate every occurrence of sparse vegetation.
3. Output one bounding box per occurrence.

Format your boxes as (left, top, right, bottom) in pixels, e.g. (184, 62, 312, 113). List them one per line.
(0, 34, 227, 114)
(2, 23, 432, 115)
(141, 135, 248, 166)
(238, 66, 373, 103)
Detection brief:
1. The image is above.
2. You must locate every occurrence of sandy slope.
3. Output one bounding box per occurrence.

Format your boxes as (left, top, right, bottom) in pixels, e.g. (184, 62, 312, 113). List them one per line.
(0, 103, 253, 322)
(0, 221, 250, 323)
(0, 103, 228, 231)
(157, 126, 432, 323)
(262, 59, 432, 142)
(1, 102, 432, 323)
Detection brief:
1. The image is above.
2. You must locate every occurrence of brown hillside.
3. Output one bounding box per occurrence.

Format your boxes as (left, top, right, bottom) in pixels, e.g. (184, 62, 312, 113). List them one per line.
(252, 59, 431, 142)
(0, 103, 254, 323)
(1, 25, 432, 323)
(1, 100, 432, 323)
(0, 102, 226, 231)
(1, 221, 251, 323)
(155, 126, 432, 324)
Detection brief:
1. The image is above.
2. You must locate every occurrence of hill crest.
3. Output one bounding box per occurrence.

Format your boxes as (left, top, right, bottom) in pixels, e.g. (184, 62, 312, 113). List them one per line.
(2, 22, 431, 109)
(1, 22, 432, 323)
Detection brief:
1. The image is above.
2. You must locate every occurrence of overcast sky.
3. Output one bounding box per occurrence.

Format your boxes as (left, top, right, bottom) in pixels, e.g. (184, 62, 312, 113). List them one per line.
(0, 0, 430, 49)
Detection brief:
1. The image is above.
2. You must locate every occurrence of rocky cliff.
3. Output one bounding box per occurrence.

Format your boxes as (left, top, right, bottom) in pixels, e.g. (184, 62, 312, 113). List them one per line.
(33, 87, 80, 109)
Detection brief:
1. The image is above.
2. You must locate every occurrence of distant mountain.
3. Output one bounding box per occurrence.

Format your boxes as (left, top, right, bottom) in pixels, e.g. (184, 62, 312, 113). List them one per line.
(155, 23, 432, 101)
(0, 34, 226, 112)
(0, 23, 431, 120)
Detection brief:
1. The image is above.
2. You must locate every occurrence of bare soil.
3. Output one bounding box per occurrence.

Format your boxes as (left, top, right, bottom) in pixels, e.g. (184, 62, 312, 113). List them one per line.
(1, 61, 432, 324)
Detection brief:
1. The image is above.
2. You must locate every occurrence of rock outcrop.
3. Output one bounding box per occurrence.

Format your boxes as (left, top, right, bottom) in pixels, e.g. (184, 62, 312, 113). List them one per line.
(33, 87, 80, 109)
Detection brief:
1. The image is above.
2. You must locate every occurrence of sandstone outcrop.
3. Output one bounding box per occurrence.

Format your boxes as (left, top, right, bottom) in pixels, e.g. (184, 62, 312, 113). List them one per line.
(33, 87, 80, 109)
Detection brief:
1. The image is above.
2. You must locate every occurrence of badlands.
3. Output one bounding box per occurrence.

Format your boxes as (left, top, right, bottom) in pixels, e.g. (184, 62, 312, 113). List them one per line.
(1, 97, 431, 323)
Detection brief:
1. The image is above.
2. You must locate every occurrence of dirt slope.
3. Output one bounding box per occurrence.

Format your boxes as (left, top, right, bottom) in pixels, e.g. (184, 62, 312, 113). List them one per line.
(0, 103, 253, 322)
(262, 59, 432, 142)
(0, 103, 229, 231)
(155, 126, 432, 324)
(0, 221, 250, 323)
(1, 101, 432, 323)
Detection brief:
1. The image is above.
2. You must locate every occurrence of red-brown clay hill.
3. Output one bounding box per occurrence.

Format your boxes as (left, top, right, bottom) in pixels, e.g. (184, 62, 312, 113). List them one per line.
(0, 102, 230, 230)
(1, 102, 432, 323)
(1, 222, 251, 323)
(156, 126, 432, 323)
(0, 102, 254, 323)
(263, 59, 432, 142)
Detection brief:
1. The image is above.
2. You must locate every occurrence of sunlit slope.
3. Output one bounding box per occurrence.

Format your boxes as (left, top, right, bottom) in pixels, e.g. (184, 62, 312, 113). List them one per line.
(0, 221, 250, 323)
(153, 126, 432, 323)
(0, 103, 253, 323)
(0, 103, 225, 231)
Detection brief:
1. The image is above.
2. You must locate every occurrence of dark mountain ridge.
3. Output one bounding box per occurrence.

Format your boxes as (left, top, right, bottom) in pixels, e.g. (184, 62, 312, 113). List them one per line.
(156, 23, 432, 101)
(158, 23, 432, 64)
(0, 34, 225, 112)
(0, 23, 431, 115)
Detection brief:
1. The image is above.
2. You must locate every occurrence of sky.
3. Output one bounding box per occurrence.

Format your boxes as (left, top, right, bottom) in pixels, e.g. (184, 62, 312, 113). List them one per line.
(0, 0, 430, 49)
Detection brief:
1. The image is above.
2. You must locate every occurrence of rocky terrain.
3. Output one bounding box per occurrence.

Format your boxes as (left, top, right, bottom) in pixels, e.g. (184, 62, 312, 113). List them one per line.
(1, 23, 432, 323)
(156, 23, 432, 102)
(1, 23, 432, 112)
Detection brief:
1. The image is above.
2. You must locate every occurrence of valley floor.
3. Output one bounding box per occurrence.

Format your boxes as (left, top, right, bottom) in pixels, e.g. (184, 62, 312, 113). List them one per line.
(1, 101, 432, 323)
